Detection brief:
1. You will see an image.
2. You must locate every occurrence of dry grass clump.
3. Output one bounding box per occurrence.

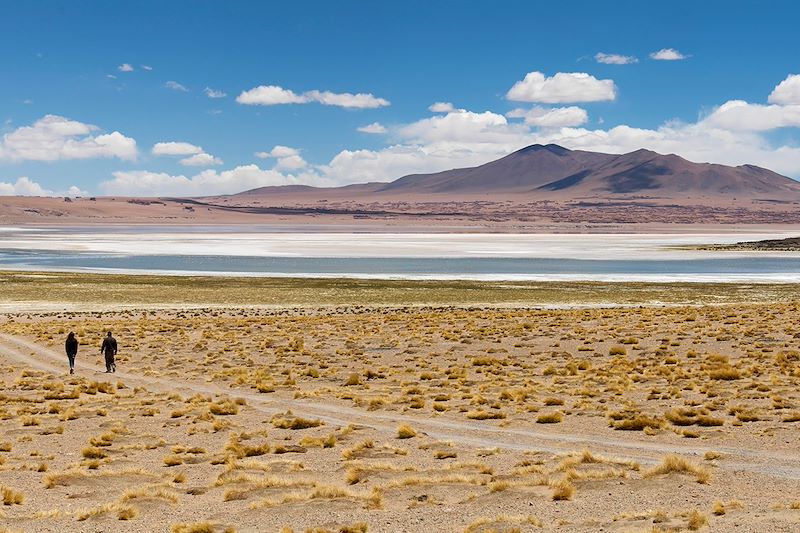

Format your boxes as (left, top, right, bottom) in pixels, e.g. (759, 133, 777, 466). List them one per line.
(687, 509, 708, 530)
(712, 499, 744, 515)
(644, 454, 712, 484)
(250, 485, 383, 510)
(536, 411, 563, 424)
(465, 410, 505, 420)
(81, 446, 107, 459)
(464, 514, 542, 532)
(708, 367, 741, 380)
(209, 400, 239, 415)
(271, 412, 322, 430)
(1, 486, 25, 505)
(299, 434, 337, 448)
(549, 478, 575, 501)
(608, 410, 664, 431)
(396, 424, 417, 439)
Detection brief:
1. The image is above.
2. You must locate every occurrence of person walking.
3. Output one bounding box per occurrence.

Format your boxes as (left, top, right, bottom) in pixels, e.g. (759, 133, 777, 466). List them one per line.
(100, 331, 117, 373)
(65, 332, 78, 374)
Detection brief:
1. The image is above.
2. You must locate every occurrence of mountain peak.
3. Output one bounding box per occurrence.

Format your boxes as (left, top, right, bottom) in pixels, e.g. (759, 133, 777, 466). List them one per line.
(516, 143, 571, 156)
(373, 145, 798, 198)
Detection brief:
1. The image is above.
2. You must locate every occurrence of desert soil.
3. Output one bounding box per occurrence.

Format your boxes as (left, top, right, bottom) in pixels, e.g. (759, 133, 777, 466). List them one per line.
(1, 290, 799, 532)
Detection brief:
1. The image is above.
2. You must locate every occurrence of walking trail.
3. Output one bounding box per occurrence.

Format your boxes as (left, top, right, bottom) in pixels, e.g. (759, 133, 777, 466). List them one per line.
(1, 332, 798, 481)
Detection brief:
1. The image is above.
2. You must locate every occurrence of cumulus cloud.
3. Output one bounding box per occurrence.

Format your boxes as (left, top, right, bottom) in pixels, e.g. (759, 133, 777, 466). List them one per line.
(595, 53, 638, 65)
(506, 106, 589, 127)
(165, 81, 189, 92)
(357, 122, 387, 134)
(237, 84, 390, 108)
(101, 71, 800, 196)
(100, 164, 330, 197)
(152, 142, 203, 156)
(179, 153, 223, 166)
(0, 115, 137, 162)
(650, 48, 688, 61)
(506, 71, 616, 103)
(204, 87, 227, 98)
(117, 63, 134, 72)
(429, 102, 455, 113)
(254, 145, 307, 170)
(0, 177, 86, 197)
(702, 100, 800, 131)
(152, 141, 221, 167)
(768, 74, 800, 105)
(256, 145, 299, 159)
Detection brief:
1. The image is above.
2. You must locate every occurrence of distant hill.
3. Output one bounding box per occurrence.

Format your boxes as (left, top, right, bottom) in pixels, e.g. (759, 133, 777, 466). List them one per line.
(238, 144, 800, 200)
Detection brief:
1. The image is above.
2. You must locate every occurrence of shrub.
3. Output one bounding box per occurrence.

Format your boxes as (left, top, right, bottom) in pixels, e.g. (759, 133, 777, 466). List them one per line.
(396, 424, 417, 439)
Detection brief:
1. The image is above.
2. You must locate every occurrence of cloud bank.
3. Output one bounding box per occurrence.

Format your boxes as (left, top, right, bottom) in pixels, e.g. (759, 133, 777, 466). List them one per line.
(0, 115, 137, 162)
(237, 85, 390, 108)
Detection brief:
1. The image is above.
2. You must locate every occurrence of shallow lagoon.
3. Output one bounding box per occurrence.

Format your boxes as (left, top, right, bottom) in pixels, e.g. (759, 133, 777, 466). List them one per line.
(1, 226, 799, 281)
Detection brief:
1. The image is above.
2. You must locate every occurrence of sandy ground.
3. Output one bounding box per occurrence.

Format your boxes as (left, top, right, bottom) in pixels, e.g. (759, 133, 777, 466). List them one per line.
(1, 300, 799, 532)
(4, 195, 800, 230)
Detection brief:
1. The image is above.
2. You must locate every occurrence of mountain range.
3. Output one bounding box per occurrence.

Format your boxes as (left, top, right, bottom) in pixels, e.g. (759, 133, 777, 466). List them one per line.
(238, 144, 800, 201)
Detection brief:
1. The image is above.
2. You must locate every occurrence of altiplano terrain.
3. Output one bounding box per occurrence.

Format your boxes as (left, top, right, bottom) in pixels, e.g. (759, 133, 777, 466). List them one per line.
(3, 145, 800, 227)
(1, 290, 799, 532)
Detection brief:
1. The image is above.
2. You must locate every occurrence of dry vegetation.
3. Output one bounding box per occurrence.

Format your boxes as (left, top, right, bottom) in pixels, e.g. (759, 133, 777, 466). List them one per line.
(0, 292, 799, 531)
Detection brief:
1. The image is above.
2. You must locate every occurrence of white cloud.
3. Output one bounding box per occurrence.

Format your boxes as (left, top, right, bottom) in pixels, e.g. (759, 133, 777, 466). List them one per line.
(702, 100, 800, 131)
(506, 71, 616, 103)
(237, 85, 390, 108)
(118, 63, 134, 72)
(650, 48, 688, 61)
(179, 153, 223, 166)
(507, 106, 589, 127)
(254, 145, 307, 170)
(0, 176, 86, 197)
(429, 102, 455, 113)
(165, 81, 189, 92)
(237, 85, 306, 105)
(204, 87, 227, 98)
(141, 65, 153, 71)
(152, 142, 203, 156)
(101, 165, 331, 197)
(0, 115, 137, 162)
(304, 90, 390, 109)
(152, 141, 221, 166)
(397, 109, 527, 145)
(357, 122, 387, 134)
(768, 74, 800, 105)
(595, 53, 638, 65)
(256, 145, 299, 159)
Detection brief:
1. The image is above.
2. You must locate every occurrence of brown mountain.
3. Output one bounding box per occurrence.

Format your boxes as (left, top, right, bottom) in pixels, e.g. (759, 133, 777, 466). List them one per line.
(378, 144, 800, 198)
(237, 144, 800, 200)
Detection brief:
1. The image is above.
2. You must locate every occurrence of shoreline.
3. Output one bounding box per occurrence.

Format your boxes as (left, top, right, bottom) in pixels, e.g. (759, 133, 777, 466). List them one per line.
(2, 270, 799, 311)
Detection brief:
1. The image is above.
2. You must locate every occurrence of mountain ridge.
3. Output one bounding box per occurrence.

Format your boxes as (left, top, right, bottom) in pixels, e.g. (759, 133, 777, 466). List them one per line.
(237, 144, 800, 200)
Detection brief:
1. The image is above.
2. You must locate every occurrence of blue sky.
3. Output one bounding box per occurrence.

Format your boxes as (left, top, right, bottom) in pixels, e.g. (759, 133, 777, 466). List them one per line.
(1, 0, 799, 196)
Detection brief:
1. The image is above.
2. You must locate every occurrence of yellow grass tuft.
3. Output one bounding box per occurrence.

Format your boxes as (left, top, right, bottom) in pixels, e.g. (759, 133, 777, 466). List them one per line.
(644, 454, 711, 484)
(396, 424, 417, 439)
(1, 486, 25, 505)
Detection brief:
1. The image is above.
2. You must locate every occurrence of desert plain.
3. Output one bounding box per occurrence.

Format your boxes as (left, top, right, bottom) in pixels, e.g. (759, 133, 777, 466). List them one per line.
(0, 273, 798, 533)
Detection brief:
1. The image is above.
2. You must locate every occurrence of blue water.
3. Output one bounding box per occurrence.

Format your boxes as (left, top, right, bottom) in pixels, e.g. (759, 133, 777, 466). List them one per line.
(2, 249, 800, 280)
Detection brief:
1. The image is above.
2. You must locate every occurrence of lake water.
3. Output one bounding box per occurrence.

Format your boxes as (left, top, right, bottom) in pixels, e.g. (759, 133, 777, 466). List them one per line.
(1, 226, 799, 282)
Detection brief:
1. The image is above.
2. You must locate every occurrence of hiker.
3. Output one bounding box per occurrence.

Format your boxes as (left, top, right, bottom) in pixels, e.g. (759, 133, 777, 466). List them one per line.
(65, 332, 78, 374)
(100, 331, 118, 373)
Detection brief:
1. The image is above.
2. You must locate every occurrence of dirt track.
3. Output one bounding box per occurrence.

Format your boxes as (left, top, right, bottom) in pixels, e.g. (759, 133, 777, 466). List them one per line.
(2, 332, 798, 483)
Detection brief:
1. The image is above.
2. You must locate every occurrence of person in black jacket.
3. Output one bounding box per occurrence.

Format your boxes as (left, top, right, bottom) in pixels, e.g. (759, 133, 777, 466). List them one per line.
(100, 331, 118, 373)
(65, 332, 78, 374)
